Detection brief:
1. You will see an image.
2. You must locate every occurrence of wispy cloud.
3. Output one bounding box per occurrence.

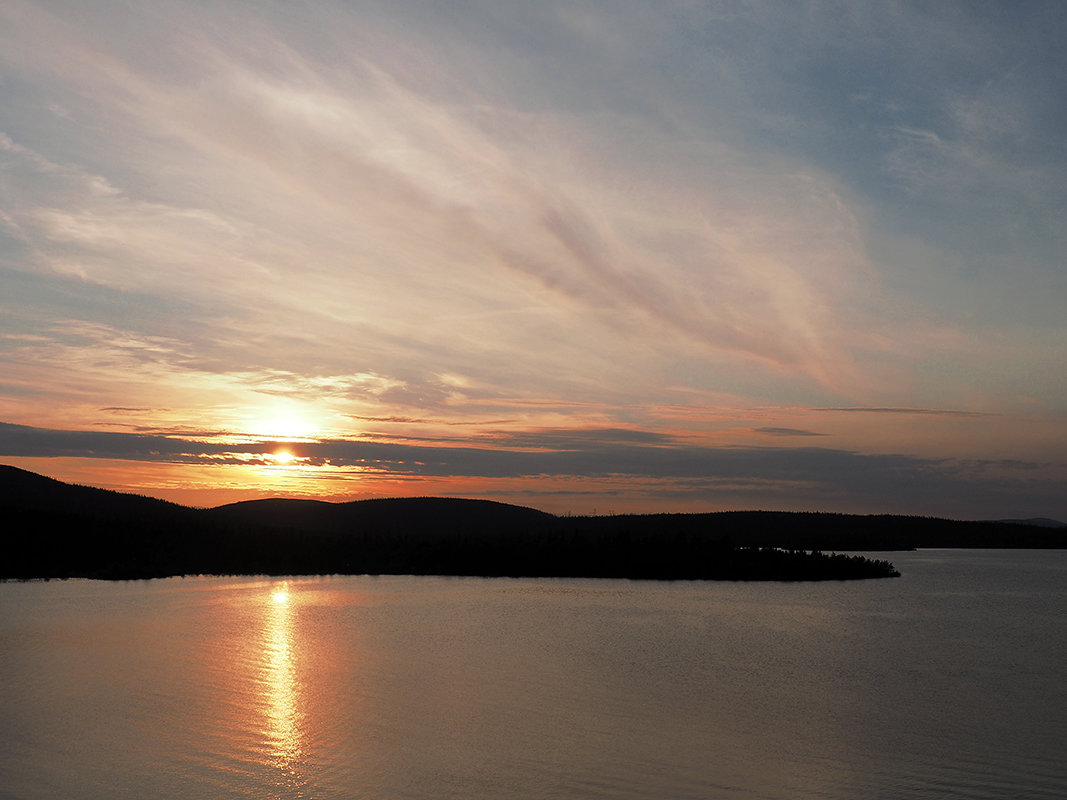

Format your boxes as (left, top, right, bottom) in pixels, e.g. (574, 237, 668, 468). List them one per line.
(0, 0, 885, 398)
(754, 427, 829, 437)
(818, 407, 993, 417)
(1, 0, 1064, 517)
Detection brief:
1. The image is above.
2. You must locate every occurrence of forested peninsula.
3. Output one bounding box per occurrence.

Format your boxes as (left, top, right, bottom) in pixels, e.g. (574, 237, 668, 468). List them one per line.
(2, 465, 1062, 581)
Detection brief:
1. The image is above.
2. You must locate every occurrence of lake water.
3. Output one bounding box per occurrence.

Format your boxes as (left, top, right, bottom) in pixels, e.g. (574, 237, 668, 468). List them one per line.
(1, 550, 1065, 799)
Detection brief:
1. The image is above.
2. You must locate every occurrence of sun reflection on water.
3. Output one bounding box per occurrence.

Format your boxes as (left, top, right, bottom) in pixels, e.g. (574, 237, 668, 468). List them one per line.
(263, 581, 301, 771)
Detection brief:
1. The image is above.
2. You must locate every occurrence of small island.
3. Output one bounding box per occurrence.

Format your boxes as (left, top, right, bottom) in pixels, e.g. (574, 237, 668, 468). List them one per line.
(6, 465, 1062, 582)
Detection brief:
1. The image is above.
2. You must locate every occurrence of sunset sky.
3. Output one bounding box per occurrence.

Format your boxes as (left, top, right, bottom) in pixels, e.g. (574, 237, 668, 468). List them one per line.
(1, 1, 1065, 519)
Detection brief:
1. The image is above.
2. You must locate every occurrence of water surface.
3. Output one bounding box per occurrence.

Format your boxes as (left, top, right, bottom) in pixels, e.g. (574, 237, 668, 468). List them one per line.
(1, 550, 1064, 799)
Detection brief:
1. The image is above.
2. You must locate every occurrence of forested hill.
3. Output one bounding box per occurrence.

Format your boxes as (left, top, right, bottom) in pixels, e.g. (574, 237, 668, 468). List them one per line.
(2, 465, 1062, 581)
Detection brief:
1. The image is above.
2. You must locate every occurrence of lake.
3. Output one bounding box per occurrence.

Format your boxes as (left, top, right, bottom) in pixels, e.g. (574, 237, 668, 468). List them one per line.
(1, 550, 1065, 799)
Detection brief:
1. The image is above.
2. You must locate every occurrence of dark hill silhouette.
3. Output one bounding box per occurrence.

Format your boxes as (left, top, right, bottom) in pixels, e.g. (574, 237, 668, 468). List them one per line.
(2, 464, 1060, 581)
(0, 463, 189, 516)
(1, 464, 200, 579)
(561, 510, 1067, 550)
(208, 495, 554, 536)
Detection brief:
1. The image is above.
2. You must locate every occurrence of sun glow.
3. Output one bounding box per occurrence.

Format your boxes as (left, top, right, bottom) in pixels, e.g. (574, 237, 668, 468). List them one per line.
(271, 449, 296, 466)
(252, 414, 319, 442)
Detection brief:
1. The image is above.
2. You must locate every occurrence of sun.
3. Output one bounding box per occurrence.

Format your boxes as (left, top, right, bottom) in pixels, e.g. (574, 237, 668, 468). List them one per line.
(271, 449, 296, 466)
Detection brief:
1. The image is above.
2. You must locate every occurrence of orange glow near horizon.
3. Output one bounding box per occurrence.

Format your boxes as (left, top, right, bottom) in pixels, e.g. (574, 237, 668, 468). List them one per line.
(4, 401, 1066, 519)
(0, 454, 722, 513)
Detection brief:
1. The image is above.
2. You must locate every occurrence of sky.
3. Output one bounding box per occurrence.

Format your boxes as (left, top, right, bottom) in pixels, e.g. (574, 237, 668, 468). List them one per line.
(1, 0, 1065, 519)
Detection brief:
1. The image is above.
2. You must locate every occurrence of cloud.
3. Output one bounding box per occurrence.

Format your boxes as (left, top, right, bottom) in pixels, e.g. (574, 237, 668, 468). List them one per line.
(0, 421, 229, 461)
(0, 0, 888, 402)
(754, 427, 828, 437)
(1, 2, 1064, 515)
(818, 407, 992, 417)
(3, 421, 1064, 519)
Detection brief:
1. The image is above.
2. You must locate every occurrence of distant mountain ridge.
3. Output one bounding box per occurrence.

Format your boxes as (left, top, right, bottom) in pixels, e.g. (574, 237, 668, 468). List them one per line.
(2, 465, 1063, 581)
(996, 517, 1067, 529)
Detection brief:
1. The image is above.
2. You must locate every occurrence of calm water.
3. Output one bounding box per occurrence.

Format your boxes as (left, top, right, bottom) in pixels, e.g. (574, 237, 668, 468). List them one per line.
(1, 550, 1065, 799)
